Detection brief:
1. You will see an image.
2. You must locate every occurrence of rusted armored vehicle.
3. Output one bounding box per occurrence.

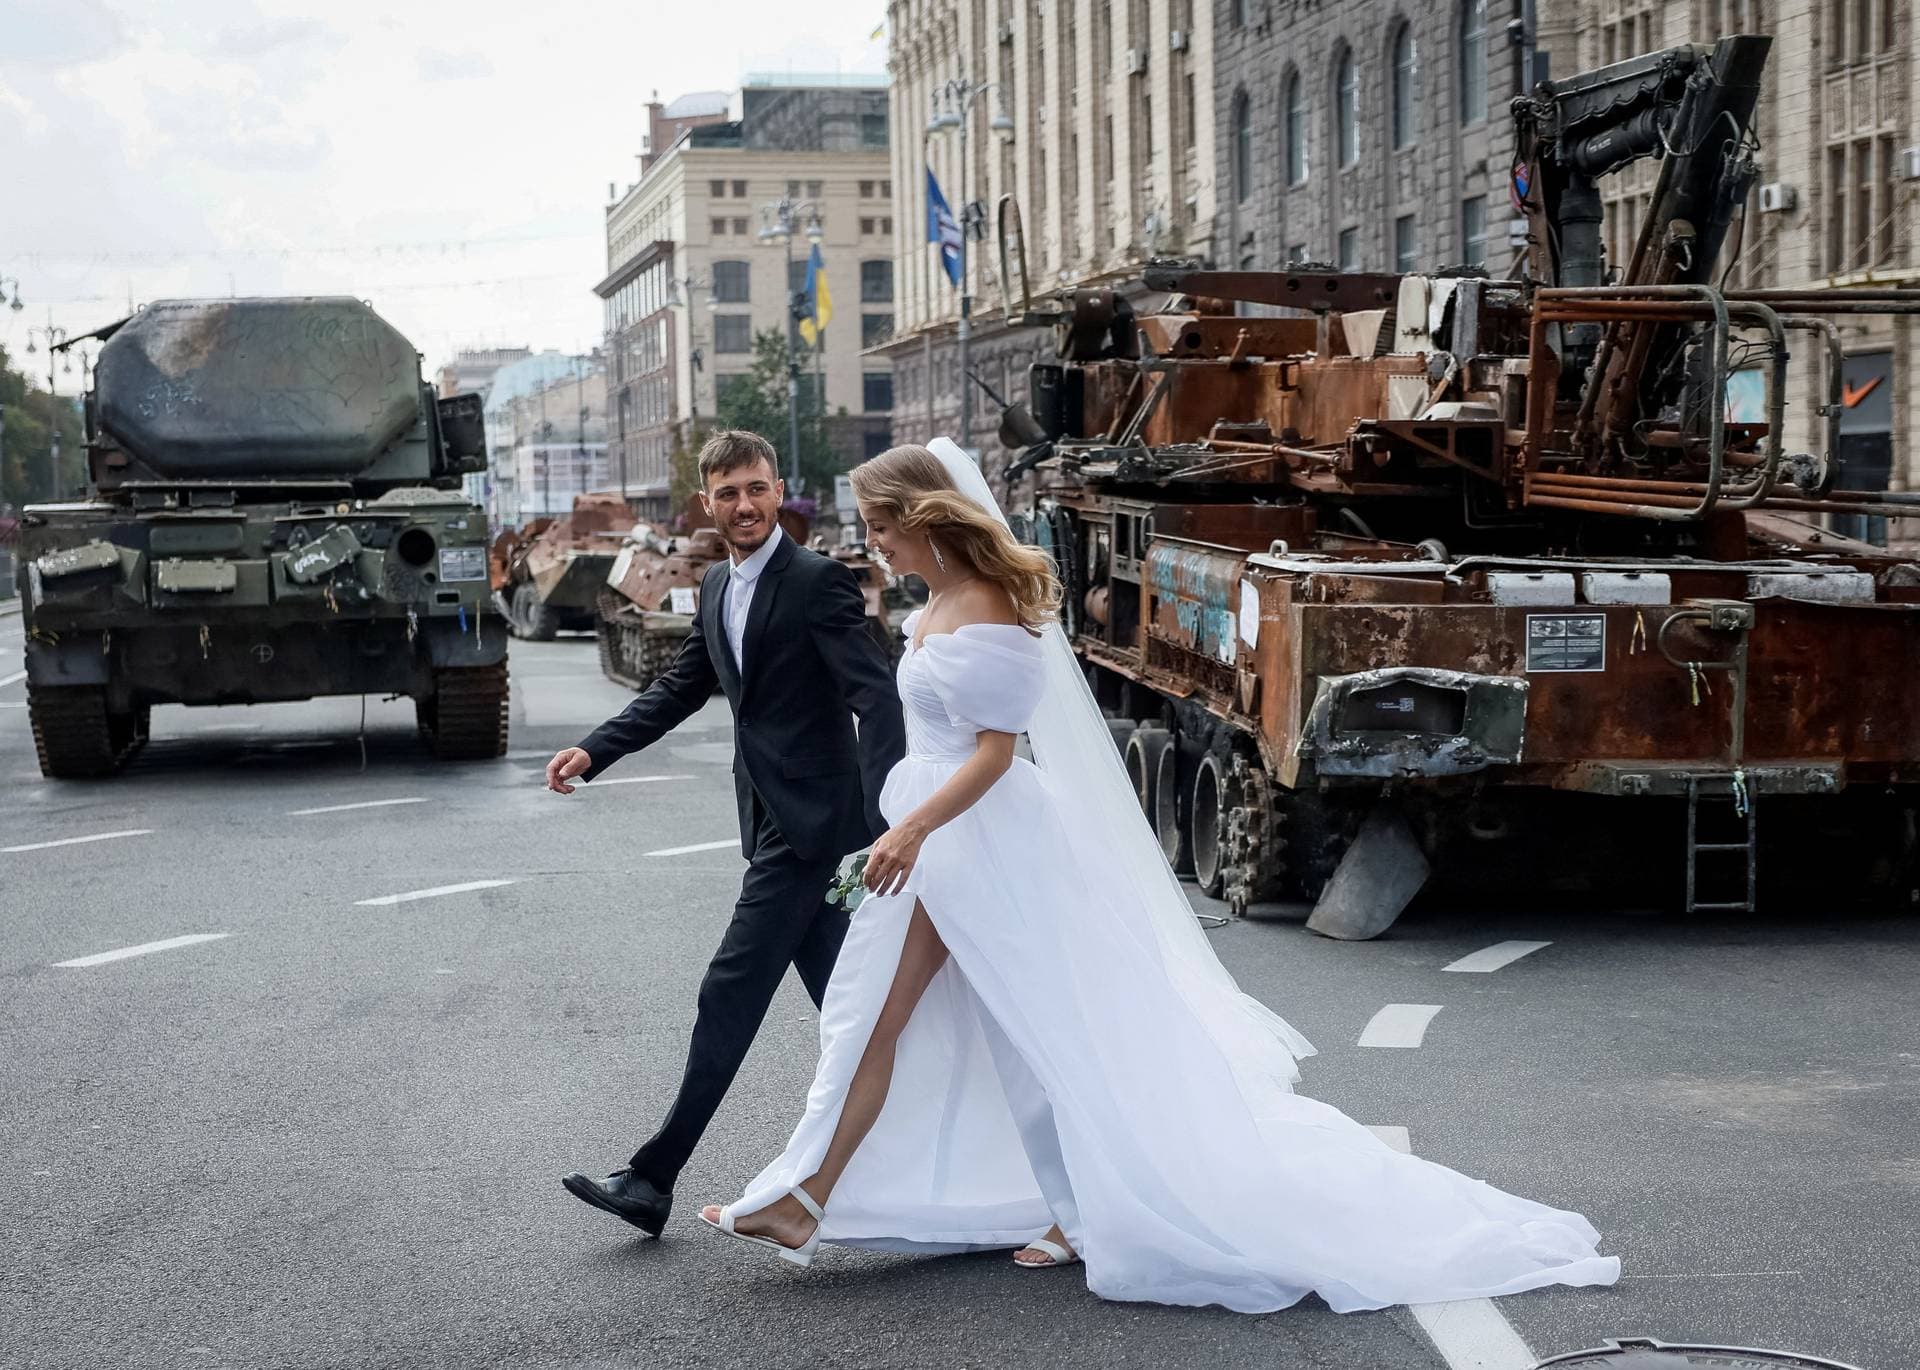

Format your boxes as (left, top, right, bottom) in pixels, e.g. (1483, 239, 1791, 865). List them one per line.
(595, 506, 900, 691)
(492, 491, 631, 640)
(1002, 35, 1920, 933)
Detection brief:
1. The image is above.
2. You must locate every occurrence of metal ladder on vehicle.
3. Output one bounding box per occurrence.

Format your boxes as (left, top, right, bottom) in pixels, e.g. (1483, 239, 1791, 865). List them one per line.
(1686, 772, 1757, 913)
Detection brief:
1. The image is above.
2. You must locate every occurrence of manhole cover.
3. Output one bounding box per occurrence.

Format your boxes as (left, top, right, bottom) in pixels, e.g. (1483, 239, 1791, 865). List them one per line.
(1533, 1339, 1863, 1370)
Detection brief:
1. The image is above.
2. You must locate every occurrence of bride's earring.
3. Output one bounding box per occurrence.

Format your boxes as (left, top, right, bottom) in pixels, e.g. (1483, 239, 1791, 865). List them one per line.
(929, 537, 947, 573)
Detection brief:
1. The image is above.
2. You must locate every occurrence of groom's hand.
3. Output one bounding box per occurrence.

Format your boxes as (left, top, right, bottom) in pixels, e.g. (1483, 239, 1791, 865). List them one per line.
(546, 747, 592, 794)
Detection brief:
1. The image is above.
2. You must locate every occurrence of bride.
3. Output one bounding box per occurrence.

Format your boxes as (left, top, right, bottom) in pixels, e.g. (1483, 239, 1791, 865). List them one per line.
(697, 439, 1620, 1313)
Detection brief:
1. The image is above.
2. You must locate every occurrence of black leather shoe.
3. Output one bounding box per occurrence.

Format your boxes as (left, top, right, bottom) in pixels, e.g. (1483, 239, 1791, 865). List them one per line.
(562, 1167, 671, 1236)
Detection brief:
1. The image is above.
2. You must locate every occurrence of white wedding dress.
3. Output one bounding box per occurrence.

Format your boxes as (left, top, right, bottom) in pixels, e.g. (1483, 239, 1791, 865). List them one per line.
(725, 441, 1619, 1314)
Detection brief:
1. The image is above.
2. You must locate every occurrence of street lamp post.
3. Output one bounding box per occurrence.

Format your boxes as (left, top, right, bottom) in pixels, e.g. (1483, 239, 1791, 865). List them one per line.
(758, 196, 824, 490)
(25, 319, 73, 502)
(927, 72, 1014, 460)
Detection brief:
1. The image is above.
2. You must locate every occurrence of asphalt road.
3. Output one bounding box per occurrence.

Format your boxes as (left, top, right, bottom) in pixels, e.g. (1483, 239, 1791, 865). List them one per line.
(2, 619, 1914, 1370)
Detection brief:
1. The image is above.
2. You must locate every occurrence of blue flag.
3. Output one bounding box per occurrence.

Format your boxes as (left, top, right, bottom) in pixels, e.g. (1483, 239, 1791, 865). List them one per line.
(925, 167, 962, 287)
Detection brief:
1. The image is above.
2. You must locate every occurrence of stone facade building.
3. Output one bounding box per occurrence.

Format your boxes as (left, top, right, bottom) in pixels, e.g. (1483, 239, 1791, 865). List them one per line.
(1559, 0, 1915, 544)
(1214, 0, 1540, 280)
(597, 79, 896, 516)
(882, 0, 1220, 455)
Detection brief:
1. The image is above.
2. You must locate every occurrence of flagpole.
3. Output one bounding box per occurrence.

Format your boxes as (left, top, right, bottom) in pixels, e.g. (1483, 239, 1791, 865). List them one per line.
(927, 75, 1013, 462)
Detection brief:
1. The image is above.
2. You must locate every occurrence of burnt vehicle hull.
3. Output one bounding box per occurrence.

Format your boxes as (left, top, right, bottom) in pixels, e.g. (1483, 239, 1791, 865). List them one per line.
(493, 493, 632, 641)
(14, 298, 508, 776)
(998, 37, 1920, 931)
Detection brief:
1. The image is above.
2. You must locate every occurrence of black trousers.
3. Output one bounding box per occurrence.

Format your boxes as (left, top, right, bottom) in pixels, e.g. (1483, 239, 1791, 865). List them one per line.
(628, 796, 848, 1190)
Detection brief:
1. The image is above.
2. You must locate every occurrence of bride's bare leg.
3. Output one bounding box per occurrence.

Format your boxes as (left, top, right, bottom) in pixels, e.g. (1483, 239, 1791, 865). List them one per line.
(702, 902, 949, 1247)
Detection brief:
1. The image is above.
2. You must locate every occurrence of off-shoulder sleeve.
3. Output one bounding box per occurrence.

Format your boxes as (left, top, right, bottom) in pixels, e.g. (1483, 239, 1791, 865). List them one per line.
(916, 625, 1048, 734)
(901, 607, 924, 644)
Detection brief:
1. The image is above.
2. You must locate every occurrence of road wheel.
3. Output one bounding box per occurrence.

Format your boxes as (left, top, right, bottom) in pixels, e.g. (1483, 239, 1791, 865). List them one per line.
(417, 662, 510, 759)
(1125, 725, 1171, 817)
(1191, 751, 1230, 897)
(28, 684, 144, 778)
(510, 583, 558, 641)
(1154, 738, 1193, 876)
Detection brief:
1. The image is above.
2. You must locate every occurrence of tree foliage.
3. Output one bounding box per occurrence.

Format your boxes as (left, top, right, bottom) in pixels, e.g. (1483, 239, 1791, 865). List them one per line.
(0, 344, 87, 510)
(711, 328, 839, 497)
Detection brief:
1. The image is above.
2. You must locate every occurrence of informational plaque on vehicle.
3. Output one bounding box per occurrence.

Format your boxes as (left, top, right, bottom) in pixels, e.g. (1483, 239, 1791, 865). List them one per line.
(1525, 614, 1606, 672)
(669, 586, 697, 615)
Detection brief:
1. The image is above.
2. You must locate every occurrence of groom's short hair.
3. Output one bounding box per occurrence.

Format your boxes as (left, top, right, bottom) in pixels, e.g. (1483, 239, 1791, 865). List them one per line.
(698, 430, 780, 486)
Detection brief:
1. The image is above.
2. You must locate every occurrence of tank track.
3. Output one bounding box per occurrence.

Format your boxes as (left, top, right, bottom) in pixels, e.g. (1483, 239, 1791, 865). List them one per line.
(595, 592, 680, 692)
(28, 685, 149, 779)
(416, 663, 510, 760)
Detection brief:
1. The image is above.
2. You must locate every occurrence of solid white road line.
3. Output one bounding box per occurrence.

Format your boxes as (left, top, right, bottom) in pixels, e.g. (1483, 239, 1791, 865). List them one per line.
(646, 838, 741, 857)
(1365, 1124, 1413, 1154)
(4, 829, 153, 854)
(0, 669, 27, 688)
(589, 775, 695, 787)
(56, 933, 231, 968)
(1358, 1003, 1444, 1049)
(288, 797, 429, 816)
(1443, 940, 1552, 974)
(354, 879, 516, 906)
(1409, 1298, 1537, 1370)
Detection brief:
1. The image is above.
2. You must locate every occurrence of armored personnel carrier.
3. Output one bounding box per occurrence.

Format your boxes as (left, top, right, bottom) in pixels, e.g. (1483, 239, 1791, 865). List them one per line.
(595, 509, 900, 692)
(999, 36, 1920, 932)
(492, 491, 632, 640)
(12, 296, 508, 776)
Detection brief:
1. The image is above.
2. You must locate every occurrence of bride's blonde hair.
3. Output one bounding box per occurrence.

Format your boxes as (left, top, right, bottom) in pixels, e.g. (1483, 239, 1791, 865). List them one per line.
(849, 444, 1062, 627)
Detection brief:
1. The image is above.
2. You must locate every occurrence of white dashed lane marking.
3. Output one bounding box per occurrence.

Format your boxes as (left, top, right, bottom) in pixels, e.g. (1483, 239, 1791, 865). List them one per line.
(646, 839, 741, 857)
(1365, 1124, 1412, 1153)
(55, 933, 232, 968)
(288, 798, 429, 816)
(588, 775, 694, 787)
(354, 880, 516, 907)
(4, 829, 153, 854)
(1358, 1004, 1443, 1049)
(1409, 1297, 1537, 1370)
(1443, 940, 1552, 973)
(0, 669, 26, 688)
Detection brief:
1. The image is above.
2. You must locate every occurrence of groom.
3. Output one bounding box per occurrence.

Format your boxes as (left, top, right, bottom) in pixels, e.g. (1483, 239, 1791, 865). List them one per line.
(546, 430, 905, 1235)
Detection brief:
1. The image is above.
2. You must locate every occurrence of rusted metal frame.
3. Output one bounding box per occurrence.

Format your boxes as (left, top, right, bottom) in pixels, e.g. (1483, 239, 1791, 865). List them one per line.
(1362, 422, 1504, 485)
(1657, 608, 1751, 766)
(1521, 301, 1562, 488)
(1721, 288, 1920, 314)
(1711, 300, 1787, 510)
(1115, 361, 1179, 448)
(1164, 455, 1286, 482)
(1572, 159, 1683, 448)
(1782, 316, 1844, 487)
(1529, 478, 1920, 520)
(1533, 285, 1732, 519)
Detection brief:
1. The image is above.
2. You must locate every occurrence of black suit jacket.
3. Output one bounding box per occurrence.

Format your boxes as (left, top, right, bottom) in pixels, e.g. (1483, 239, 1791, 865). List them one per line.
(578, 533, 906, 863)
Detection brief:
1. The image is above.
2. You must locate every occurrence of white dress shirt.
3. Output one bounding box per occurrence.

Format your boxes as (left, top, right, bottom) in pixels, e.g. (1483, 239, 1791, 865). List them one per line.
(724, 522, 784, 671)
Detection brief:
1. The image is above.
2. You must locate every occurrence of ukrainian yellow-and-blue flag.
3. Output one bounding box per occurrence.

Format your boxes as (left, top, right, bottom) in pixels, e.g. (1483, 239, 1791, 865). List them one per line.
(798, 242, 832, 346)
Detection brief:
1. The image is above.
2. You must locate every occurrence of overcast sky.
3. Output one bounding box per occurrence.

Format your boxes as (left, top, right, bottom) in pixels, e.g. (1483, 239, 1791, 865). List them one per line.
(0, 0, 887, 379)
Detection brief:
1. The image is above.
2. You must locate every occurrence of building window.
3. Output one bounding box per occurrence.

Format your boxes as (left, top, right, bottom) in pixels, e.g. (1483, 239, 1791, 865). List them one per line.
(1391, 22, 1416, 150)
(863, 373, 894, 412)
(1284, 70, 1307, 185)
(861, 217, 877, 235)
(1231, 88, 1252, 203)
(880, 178, 892, 198)
(710, 217, 727, 236)
(880, 216, 893, 234)
(863, 430, 891, 460)
(860, 113, 887, 148)
(861, 313, 894, 348)
(709, 179, 725, 198)
(731, 179, 747, 197)
(860, 259, 894, 303)
(714, 315, 752, 353)
(1460, 0, 1487, 125)
(787, 180, 801, 197)
(1462, 194, 1487, 266)
(731, 217, 748, 235)
(1286, 241, 1307, 264)
(1395, 214, 1418, 271)
(806, 179, 824, 198)
(1232, 0, 1247, 24)
(1338, 227, 1359, 270)
(712, 260, 750, 303)
(860, 180, 876, 198)
(1335, 50, 1358, 168)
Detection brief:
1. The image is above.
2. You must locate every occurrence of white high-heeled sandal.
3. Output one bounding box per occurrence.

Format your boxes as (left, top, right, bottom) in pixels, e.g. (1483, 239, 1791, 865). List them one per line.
(701, 1186, 825, 1267)
(1013, 1236, 1080, 1269)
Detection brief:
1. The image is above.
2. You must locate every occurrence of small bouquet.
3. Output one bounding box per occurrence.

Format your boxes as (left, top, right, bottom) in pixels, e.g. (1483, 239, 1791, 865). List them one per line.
(826, 852, 870, 912)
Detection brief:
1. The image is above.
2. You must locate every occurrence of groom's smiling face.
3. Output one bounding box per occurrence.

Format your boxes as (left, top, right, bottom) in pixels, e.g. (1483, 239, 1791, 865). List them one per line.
(703, 456, 785, 560)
